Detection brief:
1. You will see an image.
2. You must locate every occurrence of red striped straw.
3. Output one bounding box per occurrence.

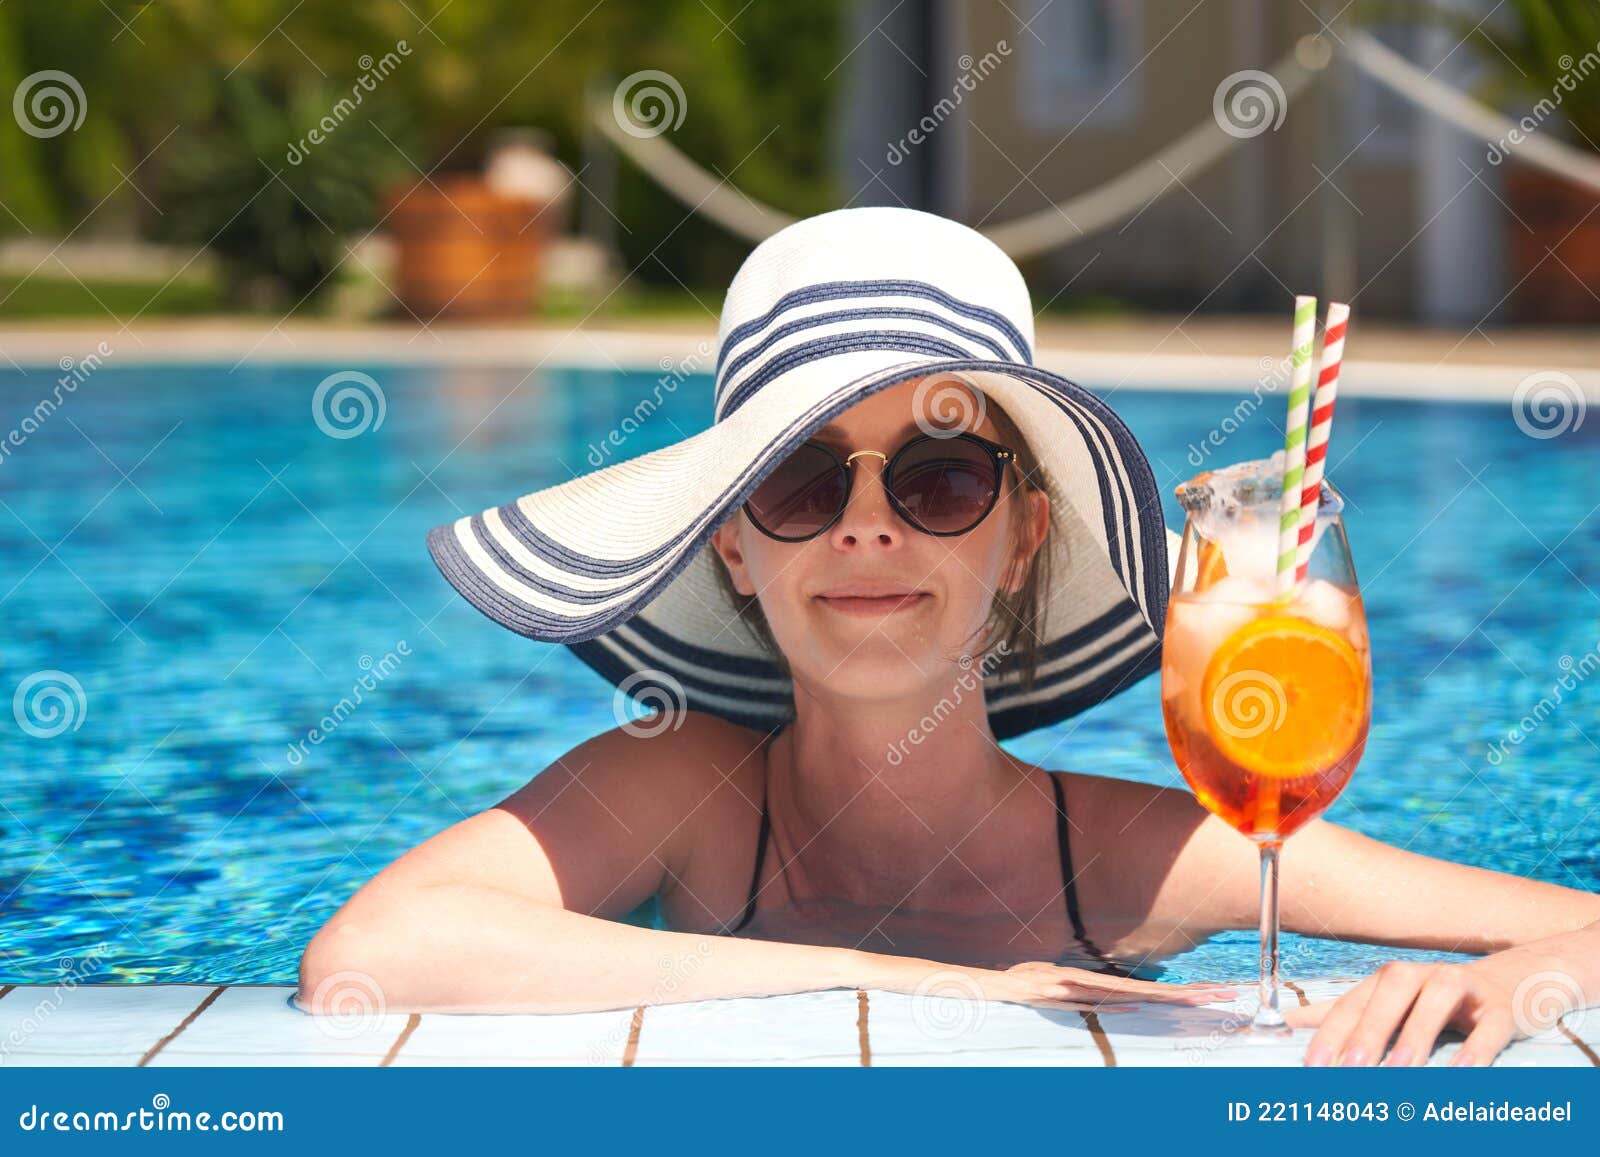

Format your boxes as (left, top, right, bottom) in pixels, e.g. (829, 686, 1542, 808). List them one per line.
(1294, 301, 1349, 586)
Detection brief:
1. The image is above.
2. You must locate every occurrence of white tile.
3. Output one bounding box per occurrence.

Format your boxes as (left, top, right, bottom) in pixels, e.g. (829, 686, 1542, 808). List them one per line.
(0, 985, 217, 1067)
(862, 990, 1110, 1066)
(392, 1007, 637, 1066)
(147, 987, 410, 1067)
(633, 990, 860, 1066)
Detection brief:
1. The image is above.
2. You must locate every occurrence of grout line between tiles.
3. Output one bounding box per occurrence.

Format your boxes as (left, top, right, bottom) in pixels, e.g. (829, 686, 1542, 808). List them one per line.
(622, 1006, 644, 1067)
(380, 1014, 422, 1067)
(137, 985, 226, 1066)
(1078, 1009, 1117, 1067)
(1556, 1019, 1600, 1066)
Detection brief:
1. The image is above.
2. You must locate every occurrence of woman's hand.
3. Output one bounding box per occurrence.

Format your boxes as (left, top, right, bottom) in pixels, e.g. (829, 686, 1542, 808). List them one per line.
(921, 960, 1239, 1012)
(1283, 949, 1588, 1066)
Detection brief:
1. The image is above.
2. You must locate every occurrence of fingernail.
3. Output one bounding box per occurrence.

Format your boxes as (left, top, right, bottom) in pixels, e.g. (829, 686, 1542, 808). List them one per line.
(1384, 1045, 1412, 1067)
(1451, 1050, 1474, 1067)
(1340, 1046, 1368, 1066)
(1304, 1044, 1331, 1066)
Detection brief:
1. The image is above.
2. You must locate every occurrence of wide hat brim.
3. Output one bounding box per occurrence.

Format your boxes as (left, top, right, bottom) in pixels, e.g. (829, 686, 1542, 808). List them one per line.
(426, 352, 1183, 742)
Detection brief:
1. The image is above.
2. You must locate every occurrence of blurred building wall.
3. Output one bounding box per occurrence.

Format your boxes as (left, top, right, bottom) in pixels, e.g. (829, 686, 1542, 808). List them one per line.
(837, 0, 1512, 323)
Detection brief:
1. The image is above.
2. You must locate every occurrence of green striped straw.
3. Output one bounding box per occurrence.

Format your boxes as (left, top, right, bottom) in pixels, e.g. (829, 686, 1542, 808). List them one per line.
(1276, 295, 1318, 600)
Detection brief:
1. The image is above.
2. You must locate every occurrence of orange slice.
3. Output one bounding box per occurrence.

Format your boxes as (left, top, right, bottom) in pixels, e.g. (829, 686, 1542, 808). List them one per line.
(1195, 539, 1229, 591)
(1200, 614, 1367, 779)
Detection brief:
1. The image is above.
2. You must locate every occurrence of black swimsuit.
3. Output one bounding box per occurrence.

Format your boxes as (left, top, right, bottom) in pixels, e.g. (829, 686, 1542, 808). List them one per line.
(726, 725, 1133, 976)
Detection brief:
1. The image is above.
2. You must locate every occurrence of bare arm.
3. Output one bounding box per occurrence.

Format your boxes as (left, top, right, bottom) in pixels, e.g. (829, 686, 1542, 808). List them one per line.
(298, 716, 1232, 1014)
(1280, 817, 1600, 954)
(1077, 775, 1600, 955)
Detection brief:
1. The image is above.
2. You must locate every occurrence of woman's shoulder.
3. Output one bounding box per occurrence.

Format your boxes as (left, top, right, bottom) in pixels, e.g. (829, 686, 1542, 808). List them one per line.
(1035, 764, 1210, 836)
(511, 709, 770, 815)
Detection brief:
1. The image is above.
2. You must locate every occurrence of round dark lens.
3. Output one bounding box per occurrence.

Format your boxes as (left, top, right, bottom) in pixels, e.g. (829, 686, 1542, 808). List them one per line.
(891, 437, 998, 534)
(745, 443, 847, 540)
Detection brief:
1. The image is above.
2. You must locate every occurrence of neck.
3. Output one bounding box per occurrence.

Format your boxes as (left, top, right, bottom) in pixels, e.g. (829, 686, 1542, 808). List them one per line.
(768, 676, 1029, 895)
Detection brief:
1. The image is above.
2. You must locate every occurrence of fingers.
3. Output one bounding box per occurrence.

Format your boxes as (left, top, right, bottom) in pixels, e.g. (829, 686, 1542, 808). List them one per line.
(1282, 999, 1332, 1029)
(1384, 974, 1469, 1066)
(1053, 967, 1239, 1002)
(1451, 1007, 1515, 1068)
(1334, 964, 1429, 1066)
(1302, 974, 1378, 1066)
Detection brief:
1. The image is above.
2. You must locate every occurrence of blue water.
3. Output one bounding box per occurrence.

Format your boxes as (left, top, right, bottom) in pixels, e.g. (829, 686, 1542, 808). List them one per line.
(1, 363, 1596, 985)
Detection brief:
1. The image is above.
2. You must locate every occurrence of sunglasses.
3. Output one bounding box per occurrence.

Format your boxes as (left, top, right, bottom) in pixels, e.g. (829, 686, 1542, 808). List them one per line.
(743, 430, 1018, 542)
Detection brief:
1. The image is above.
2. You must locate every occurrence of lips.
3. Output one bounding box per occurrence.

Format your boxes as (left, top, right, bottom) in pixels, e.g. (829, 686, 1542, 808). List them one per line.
(813, 583, 931, 617)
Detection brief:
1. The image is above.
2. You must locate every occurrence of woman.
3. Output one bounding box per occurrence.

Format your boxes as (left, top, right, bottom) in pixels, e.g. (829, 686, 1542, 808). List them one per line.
(300, 207, 1600, 1066)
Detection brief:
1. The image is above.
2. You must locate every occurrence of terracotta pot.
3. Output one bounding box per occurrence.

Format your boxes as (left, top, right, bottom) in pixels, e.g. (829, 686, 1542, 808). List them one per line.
(1505, 166, 1600, 324)
(385, 176, 549, 320)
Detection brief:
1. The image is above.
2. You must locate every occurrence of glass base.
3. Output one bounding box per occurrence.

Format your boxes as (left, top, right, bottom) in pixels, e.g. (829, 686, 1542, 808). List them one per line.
(1248, 1005, 1295, 1036)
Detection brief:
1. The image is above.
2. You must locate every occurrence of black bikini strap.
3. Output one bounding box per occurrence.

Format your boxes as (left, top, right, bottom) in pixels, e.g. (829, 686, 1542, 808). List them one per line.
(1050, 772, 1134, 978)
(730, 726, 782, 935)
(1049, 773, 1088, 943)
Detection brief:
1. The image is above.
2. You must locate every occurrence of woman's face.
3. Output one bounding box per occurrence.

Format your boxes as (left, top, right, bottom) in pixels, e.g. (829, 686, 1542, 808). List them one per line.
(711, 377, 1049, 707)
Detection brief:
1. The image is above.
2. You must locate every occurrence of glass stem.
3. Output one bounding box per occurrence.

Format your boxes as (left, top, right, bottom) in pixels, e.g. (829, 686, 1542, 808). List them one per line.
(1254, 839, 1288, 1030)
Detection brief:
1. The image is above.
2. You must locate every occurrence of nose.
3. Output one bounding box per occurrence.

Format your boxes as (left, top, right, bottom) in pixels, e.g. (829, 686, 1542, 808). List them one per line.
(827, 451, 908, 550)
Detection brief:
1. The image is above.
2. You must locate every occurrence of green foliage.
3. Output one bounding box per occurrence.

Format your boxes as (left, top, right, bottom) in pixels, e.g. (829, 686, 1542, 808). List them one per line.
(1401, 0, 1600, 151)
(1471, 0, 1600, 150)
(154, 75, 414, 307)
(0, 0, 845, 309)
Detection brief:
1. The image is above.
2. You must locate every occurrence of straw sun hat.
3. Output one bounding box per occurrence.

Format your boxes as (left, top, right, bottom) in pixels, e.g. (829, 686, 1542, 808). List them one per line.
(426, 206, 1182, 741)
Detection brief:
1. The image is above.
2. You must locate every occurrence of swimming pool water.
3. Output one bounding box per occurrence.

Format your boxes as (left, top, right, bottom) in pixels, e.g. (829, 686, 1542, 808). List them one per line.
(1, 363, 1596, 984)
